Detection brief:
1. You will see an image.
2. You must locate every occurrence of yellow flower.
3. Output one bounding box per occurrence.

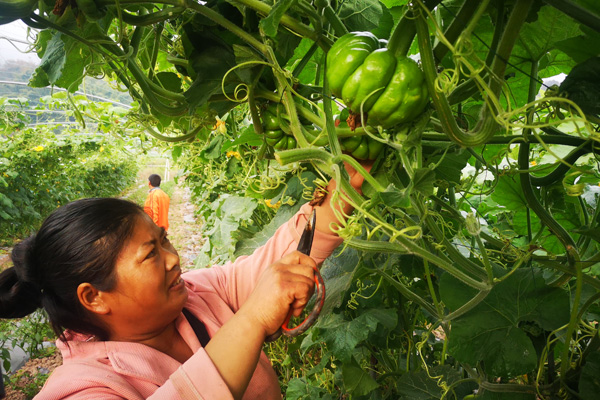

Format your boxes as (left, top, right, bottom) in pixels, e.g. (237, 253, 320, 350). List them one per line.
(213, 117, 227, 134)
(226, 150, 241, 160)
(33, 145, 44, 152)
(530, 160, 537, 166)
(265, 199, 281, 209)
(99, 146, 104, 152)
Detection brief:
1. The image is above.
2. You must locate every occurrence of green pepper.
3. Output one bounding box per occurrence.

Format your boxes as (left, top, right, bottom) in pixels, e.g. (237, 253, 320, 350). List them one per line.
(273, 136, 288, 150)
(326, 32, 380, 97)
(340, 135, 362, 153)
(261, 104, 281, 131)
(352, 139, 370, 160)
(340, 135, 384, 160)
(368, 138, 384, 160)
(286, 136, 297, 150)
(326, 32, 429, 128)
(303, 128, 329, 146)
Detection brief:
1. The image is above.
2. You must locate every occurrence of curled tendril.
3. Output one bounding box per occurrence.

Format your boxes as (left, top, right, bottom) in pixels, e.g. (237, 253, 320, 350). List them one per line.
(415, 329, 451, 395)
(435, 68, 459, 95)
(221, 61, 275, 103)
(347, 276, 384, 310)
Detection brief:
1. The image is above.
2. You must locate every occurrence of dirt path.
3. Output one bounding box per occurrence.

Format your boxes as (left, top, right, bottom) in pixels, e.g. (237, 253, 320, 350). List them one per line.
(2, 182, 203, 399)
(165, 184, 204, 271)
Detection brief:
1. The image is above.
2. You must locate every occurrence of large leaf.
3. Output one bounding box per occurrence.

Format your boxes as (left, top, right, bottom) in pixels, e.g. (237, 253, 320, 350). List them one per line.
(515, 5, 581, 62)
(395, 365, 475, 400)
(429, 149, 472, 186)
(260, 0, 295, 38)
(440, 268, 570, 377)
(338, 0, 389, 36)
(318, 308, 397, 362)
(235, 172, 317, 256)
(319, 246, 360, 316)
(490, 175, 528, 211)
(579, 350, 600, 399)
(341, 358, 379, 396)
(475, 393, 535, 400)
(285, 377, 334, 400)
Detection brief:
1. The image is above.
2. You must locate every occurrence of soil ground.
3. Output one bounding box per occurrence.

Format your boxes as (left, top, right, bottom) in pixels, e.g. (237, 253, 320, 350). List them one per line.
(2, 182, 203, 399)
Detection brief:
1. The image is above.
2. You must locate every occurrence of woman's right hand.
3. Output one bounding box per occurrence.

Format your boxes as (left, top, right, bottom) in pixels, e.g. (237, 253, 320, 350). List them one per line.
(238, 251, 317, 338)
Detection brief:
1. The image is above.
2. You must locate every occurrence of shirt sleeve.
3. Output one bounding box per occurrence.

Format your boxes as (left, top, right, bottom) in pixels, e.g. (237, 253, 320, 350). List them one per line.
(185, 202, 344, 312)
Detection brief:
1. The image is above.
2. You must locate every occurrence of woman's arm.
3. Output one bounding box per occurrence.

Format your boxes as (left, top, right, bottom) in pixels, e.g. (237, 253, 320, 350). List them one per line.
(313, 160, 370, 236)
(203, 251, 316, 399)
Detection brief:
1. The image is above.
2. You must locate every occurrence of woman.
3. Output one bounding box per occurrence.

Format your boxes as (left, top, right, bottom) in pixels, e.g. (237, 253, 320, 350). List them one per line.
(0, 167, 367, 399)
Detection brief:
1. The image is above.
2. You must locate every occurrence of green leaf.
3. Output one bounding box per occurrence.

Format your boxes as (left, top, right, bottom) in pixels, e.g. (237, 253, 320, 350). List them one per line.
(221, 125, 263, 153)
(154, 72, 183, 93)
(234, 203, 302, 256)
(208, 195, 258, 259)
(579, 350, 600, 399)
(172, 146, 182, 163)
(411, 168, 435, 197)
(201, 135, 225, 160)
(379, 0, 409, 9)
(184, 46, 237, 109)
(558, 56, 600, 117)
(516, 5, 581, 61)
(260, 0, 296, 38)
(555, 27, 600, 64)
(338, 0, 387, 35)
(395, 365, 465, 400)
(429, 149, 471, 186)
(285, 377, 333, 400)
(33, 33, 67, 86)
(475, 392, 535, 400)
(341, 358, 379, 396)
(235, 173, 317, 256)
(320, 247, 361, 316)
(491, 175, 528, 211)
(374, 183, 410, 208)
(441, 268, 570, 377)
(319, 308, 397, 362)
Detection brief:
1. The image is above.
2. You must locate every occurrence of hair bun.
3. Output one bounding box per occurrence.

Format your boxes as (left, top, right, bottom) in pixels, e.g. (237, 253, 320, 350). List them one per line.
(0, 236, 43, 318)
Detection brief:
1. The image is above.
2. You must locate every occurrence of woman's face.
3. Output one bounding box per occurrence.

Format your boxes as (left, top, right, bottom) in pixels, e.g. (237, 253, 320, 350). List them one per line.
(101, 214, 188, 340)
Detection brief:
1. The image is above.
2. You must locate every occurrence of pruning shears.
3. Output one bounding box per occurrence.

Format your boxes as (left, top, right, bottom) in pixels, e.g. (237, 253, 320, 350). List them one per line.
(266, 210, 325, 341)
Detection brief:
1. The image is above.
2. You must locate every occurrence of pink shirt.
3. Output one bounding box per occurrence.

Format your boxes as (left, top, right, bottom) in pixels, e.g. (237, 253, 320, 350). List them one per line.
(35, 203, 343, 400)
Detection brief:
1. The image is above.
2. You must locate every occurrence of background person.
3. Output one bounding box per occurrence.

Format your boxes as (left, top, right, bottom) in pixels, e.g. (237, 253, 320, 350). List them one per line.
(0, 165, 368, 399)
(144, 173, 170, 231)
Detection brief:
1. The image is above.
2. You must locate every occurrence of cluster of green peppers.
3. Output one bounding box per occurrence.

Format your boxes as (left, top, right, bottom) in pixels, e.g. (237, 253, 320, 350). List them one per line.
(260, 104, 385, 160)
(326, 31, 429, 128)
(261, 104, 297, 151)
(337, 117, 384, 160)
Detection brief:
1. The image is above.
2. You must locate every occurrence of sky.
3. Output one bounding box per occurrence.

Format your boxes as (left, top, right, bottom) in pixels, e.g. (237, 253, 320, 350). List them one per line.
(0, 20, 41, 65)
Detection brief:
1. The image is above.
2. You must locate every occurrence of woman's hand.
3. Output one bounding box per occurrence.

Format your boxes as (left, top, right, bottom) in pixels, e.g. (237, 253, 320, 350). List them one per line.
(314, 159, 373, 235)
(204, 251, 316, 399)
(239, 251, 317, 337)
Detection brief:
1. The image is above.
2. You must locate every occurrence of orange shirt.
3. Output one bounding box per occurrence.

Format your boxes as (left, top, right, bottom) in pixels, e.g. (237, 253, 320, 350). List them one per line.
(143, 187, 170, 231)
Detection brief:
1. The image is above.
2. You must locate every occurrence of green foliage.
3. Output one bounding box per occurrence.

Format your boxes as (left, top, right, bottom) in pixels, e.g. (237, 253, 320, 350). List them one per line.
(0, 95, 138, 244)
(9, 0, 600, 398)
(0, 310, 56, 373)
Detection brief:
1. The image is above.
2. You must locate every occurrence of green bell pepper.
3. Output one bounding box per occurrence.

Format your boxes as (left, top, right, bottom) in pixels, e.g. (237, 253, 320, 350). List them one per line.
(340, 135, 384, 160)
(261, 104, 282, 131)
(326, 32, 429, 128)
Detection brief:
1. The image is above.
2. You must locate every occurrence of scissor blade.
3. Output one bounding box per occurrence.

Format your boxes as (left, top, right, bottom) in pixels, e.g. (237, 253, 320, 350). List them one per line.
(297, 210, 316, 256)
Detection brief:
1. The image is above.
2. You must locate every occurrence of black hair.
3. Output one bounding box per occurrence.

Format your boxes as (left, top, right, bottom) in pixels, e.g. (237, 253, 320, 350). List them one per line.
(0, 198, 145, 341)
(148, 174, 161, 187)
